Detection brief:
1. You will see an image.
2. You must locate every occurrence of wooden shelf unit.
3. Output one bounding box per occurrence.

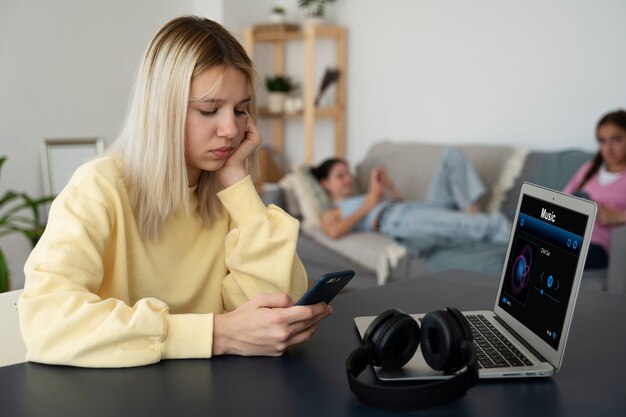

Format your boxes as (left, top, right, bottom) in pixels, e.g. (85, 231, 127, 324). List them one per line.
(244, 23, 347, 164)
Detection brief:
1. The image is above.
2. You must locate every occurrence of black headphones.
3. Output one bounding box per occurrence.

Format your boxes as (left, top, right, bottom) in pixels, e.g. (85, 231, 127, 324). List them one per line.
(346, 307, 479, 411)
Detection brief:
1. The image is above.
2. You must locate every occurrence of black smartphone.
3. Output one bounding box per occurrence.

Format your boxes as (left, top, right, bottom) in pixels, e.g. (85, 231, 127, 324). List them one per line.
(296, 270, 355, 306)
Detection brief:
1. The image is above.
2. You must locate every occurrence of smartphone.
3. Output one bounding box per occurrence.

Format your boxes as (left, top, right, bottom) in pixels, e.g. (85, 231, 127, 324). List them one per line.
(296, 270, 355, 306)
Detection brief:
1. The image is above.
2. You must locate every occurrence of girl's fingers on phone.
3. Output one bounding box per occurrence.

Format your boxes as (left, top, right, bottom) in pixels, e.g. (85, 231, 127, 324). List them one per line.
(286, 305, 332, 339)
(285, 322, 323, 347)
(285, 302, 327, 322)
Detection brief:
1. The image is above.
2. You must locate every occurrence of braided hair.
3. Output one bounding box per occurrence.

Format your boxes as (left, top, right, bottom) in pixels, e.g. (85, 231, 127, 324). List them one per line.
(577, 109, 626, 191)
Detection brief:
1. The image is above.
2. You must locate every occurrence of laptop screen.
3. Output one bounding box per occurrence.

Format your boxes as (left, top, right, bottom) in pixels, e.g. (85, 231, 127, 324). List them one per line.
(497, 194, 589, 351)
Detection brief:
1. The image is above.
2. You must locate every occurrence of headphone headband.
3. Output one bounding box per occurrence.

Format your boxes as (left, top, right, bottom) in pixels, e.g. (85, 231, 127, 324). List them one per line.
(346, 341, 478, 410)
(346, 307, 479, 411)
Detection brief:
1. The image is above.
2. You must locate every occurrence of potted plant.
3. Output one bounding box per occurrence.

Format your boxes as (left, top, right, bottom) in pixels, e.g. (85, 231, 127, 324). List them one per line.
(265, 74, 296, 113)
(0, 156, 55, 292)
(298, 0, 336, 21)
(270, 6, 287, 23)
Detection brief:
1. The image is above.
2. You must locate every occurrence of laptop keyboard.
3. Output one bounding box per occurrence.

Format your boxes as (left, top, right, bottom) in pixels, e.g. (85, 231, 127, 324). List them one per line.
(466, 314, 533, 369)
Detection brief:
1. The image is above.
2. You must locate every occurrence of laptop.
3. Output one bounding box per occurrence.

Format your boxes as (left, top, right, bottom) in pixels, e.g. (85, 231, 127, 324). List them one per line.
(354, 182, 597, 379)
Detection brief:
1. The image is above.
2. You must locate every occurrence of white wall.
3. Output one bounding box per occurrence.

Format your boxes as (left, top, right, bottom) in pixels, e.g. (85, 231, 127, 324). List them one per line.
(232, 0, 626, 164)
(338, 0, 626, 163)
(0, 0, 223, 289)
(2, 0, 625, 289)
(222, 0, 339, 167)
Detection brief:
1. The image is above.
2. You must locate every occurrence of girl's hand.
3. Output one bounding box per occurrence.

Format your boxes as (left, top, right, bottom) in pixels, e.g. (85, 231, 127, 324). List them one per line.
(363, 169, 385, 209)
(216, 113, 263, 188)
(369, 168, 386, 197)
(213, 293, 333, 356)
(378, 167, 390, 187)
(597, 205, 626, 226)
(371, 166, 403, 201)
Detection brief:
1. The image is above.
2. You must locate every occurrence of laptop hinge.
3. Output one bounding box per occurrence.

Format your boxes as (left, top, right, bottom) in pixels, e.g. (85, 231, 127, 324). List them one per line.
(494, 316, 548, 363)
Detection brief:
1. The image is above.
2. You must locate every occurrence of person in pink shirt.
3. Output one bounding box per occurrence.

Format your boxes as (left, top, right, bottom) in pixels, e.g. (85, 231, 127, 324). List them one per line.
(563, 109, 626, 269)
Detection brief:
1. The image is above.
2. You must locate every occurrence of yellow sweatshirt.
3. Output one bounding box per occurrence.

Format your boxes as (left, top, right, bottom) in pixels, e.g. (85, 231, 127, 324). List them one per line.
(18, 156, 307, 367)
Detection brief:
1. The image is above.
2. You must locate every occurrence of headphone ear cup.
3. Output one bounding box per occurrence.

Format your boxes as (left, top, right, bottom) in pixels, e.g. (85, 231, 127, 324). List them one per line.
(369, 312, 420, 371)
(446, 307, 474, 364)
(420, 310, 465, 371)
(347, 308, 479, 411)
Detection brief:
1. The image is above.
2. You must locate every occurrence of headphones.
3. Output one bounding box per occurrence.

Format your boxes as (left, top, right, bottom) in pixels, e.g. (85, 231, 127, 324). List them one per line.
(346, 307, 479, 411)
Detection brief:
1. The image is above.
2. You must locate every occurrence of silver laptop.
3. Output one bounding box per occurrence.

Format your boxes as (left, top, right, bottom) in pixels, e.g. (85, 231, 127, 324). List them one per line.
(355, 182, 597, 379)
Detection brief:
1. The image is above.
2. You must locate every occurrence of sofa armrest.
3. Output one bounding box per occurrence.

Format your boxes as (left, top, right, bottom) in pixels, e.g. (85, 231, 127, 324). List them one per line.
(607, 225, 626, 295)
(260, 182, 286, 208)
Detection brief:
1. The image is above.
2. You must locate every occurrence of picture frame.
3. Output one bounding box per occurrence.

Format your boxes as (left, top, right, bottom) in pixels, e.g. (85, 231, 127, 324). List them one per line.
(41, 138, 105, 195)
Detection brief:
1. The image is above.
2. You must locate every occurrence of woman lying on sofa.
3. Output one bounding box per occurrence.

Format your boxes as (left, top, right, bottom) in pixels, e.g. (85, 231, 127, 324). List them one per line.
(563, 109, 626, 269)
(310, 147, 512, 252)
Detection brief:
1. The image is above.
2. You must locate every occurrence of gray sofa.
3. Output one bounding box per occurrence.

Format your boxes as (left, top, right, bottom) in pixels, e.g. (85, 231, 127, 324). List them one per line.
(272, 141, 625, 294)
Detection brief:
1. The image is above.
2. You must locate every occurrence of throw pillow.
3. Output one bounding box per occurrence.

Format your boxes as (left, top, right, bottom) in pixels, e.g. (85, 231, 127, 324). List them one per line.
(487, 147, 530, 214)
(288, 164, 331, 230)
(278, 174, 302, 219)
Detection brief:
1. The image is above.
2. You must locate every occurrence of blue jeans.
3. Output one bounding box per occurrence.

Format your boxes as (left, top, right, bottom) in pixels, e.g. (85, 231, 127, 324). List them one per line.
(378, 147, 511, 252)
(379, 203, 512, 252)
(425, 147, 485, 210)
(585, 243, 608, 270)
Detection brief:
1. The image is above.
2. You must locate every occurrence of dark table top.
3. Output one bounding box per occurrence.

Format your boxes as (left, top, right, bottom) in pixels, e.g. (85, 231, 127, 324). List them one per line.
(2, 270, 625, 417)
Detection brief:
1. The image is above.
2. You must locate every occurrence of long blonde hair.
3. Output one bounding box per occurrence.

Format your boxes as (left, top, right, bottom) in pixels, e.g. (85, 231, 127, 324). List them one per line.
(109, 16, 259, 240)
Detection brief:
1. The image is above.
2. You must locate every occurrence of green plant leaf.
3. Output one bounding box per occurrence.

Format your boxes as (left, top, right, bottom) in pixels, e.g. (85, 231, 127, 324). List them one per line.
(298, 0, 335, 17)
(2, 214, 39, 227)
(0, 224, 39, 246)
(265, 75, 295, 92)
(0, 248, 9, 292)
(0, 156, 55, 252)
(0, 191, 20, 208)
(0, 200, 33, 223)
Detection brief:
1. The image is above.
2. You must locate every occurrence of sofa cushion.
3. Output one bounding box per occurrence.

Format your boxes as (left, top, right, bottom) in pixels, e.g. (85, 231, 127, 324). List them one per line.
(303, 228, 408, 285)
(355, 142, 444, 203)
(355, 141, 520, 211)
(426, 241, 508, 277)
(530, 150, 593, 190)
(500, 150, 593, 219)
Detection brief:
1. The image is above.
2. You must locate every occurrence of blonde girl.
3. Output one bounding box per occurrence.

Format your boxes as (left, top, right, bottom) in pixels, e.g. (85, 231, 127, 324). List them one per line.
(18, 16, 331, 367)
